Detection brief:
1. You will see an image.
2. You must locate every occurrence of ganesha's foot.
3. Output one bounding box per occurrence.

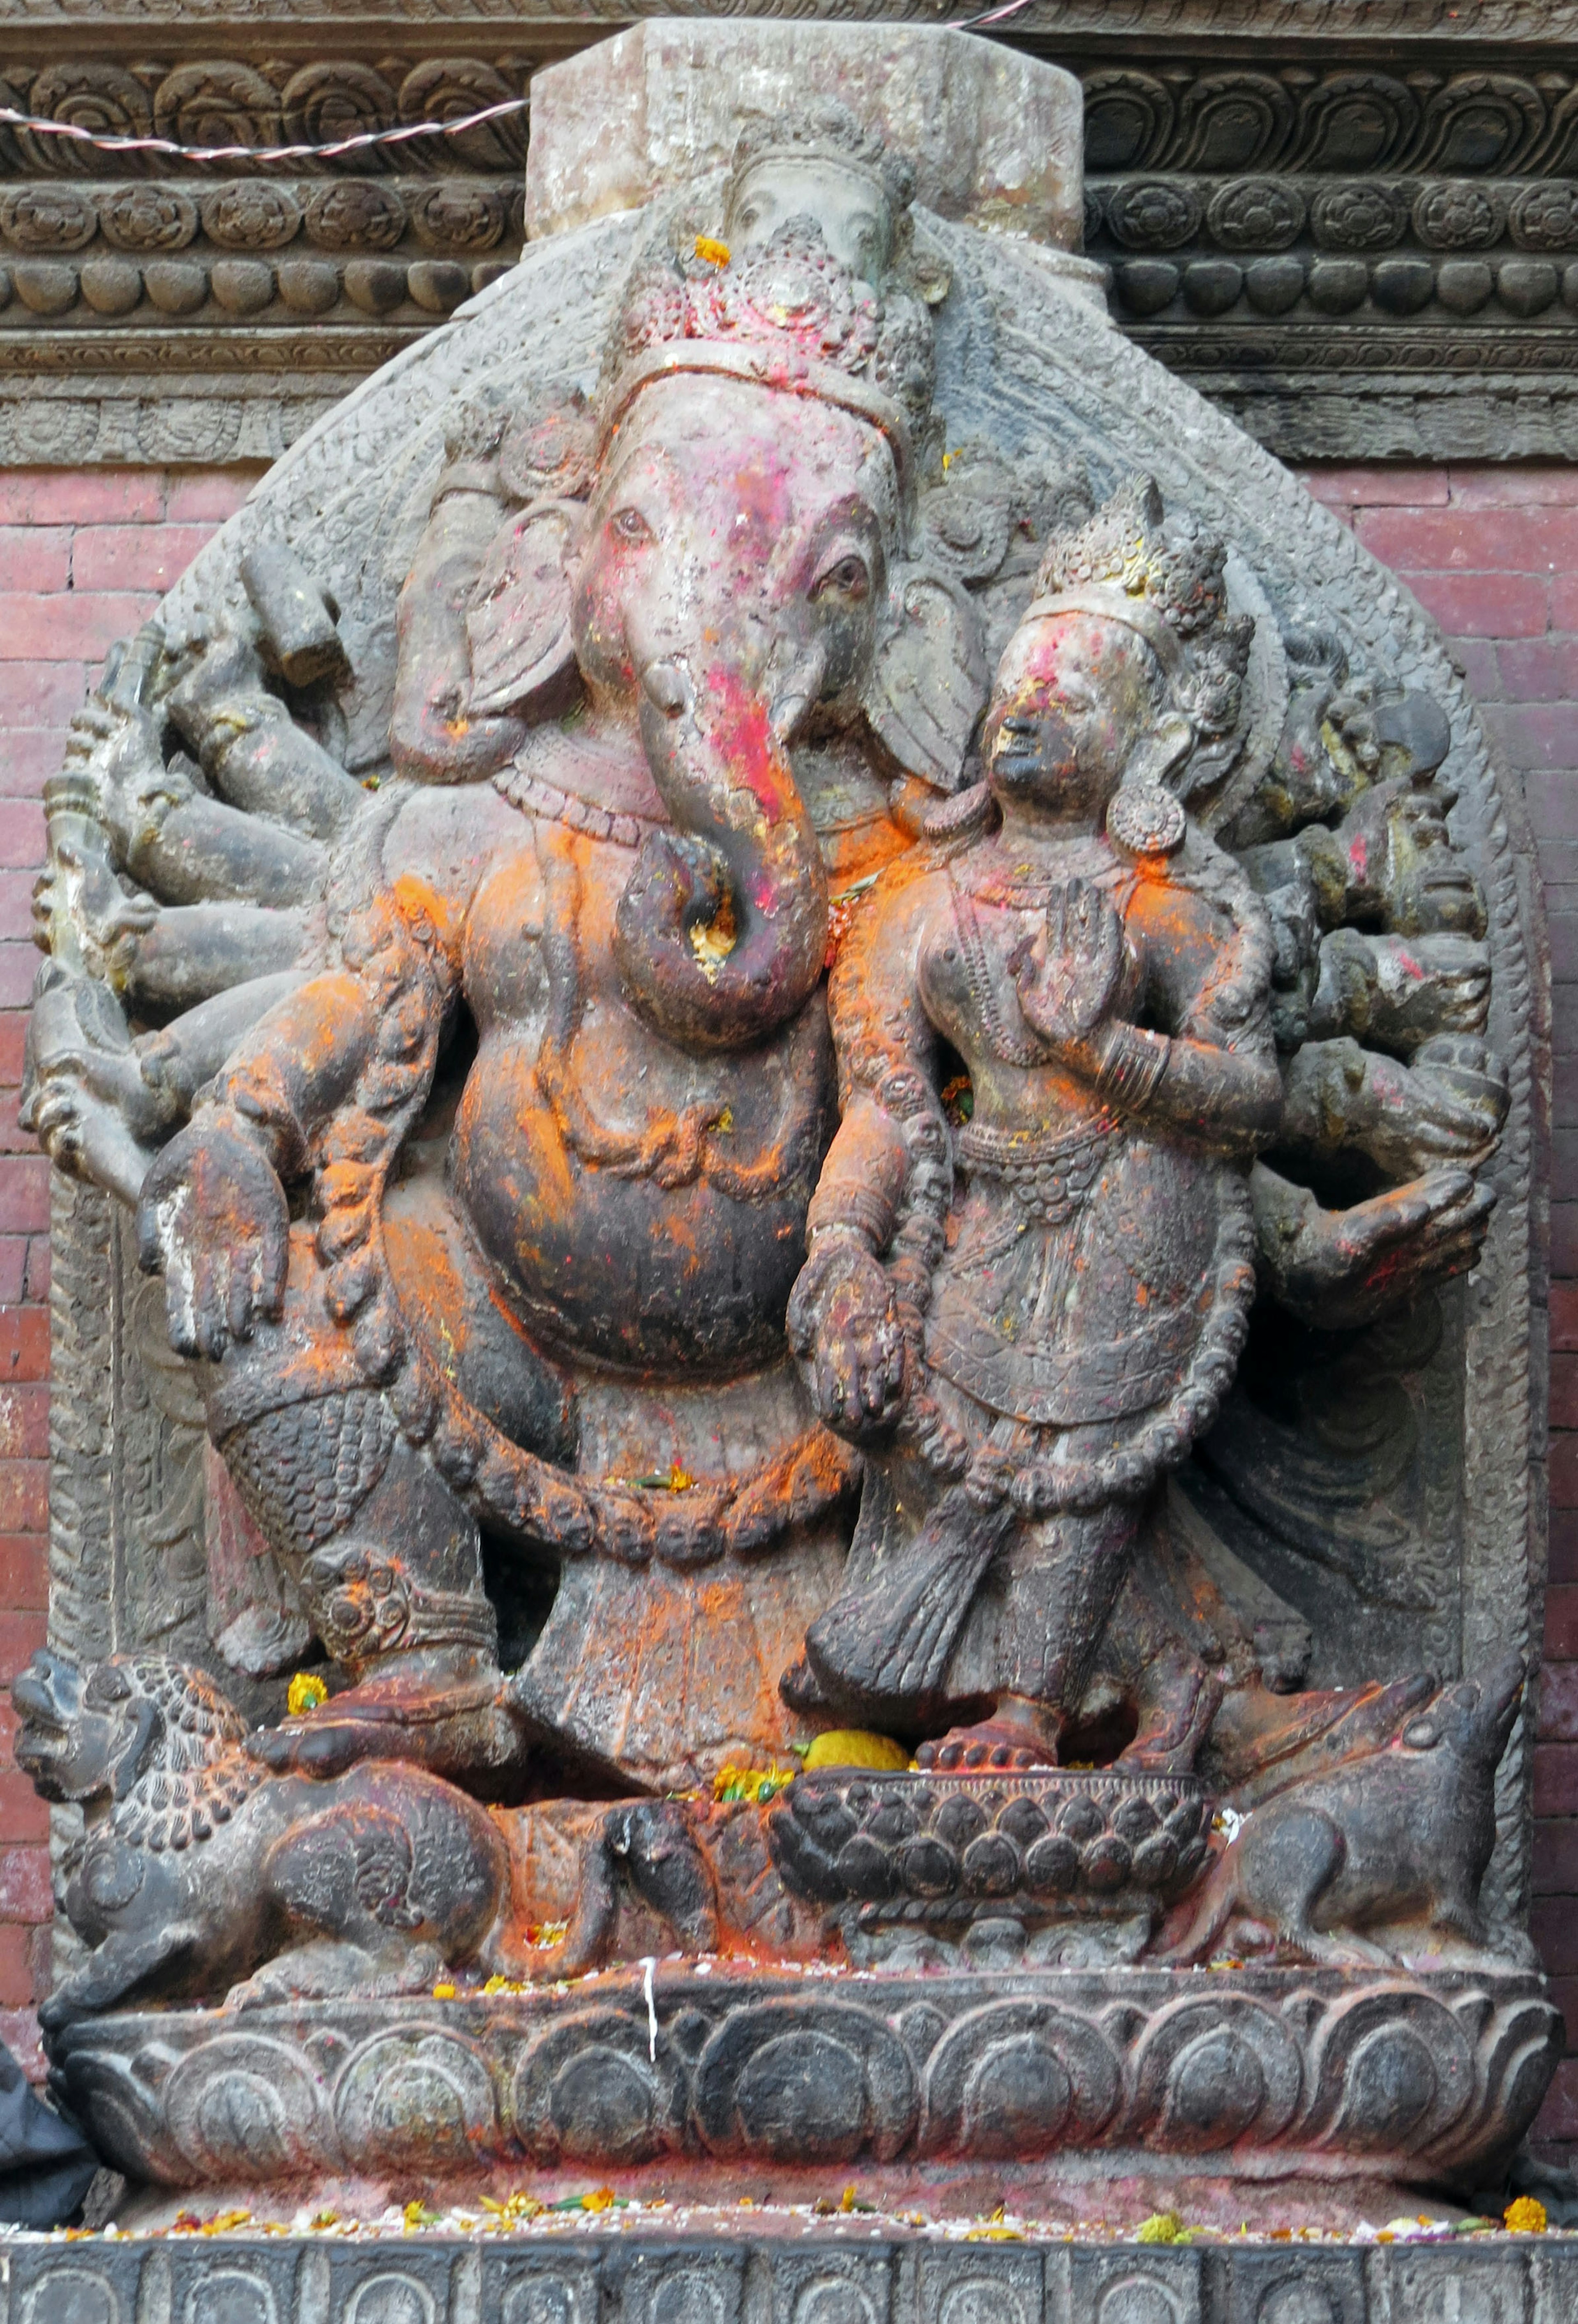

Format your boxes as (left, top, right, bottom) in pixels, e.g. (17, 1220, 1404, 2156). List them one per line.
(247, 1652, 526, 1791)
(1117, 1651, 1224, 1775)
(917, 1699, 1061, 1773)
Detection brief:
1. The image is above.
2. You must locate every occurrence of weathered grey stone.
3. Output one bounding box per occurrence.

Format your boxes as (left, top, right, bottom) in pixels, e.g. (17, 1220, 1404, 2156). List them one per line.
(523, 22, 1083, 250)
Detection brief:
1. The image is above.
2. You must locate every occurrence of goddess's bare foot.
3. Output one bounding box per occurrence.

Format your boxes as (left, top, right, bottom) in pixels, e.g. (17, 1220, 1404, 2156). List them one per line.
(916, 1709, 1059, 1773)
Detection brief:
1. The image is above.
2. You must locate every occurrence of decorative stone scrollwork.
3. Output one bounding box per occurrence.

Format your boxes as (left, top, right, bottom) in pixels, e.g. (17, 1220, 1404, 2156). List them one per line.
(507, 2008, 688, 2166)
(1413, 182, 1506, 251)
(282, 63, 399, 160)
(18, 66, 154, 175)
(1207, 180, 1306, 252)
(0, 186, 96, 252)
(99, 186, 198, 253)
(1106, 182, 1203, 252)
(397, 60, 526, 170)
(305, 181, 408, 252)
(152, 64, 283, 155)
(411, 181, 506, 252)
(1309, 182, 1409, 252)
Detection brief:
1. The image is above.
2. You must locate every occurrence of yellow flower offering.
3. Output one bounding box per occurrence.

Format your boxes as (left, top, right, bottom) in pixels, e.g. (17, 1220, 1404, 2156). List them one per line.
(431, 1982, 457, 2000)
(694, 235, 731, 268)
(287, 1672, 329, 1716)
(581, 2187, 617, 2212)
(1504, 2196, 1547, 2234)
(1137, 2211, 1184, 2244)
(802, 1730, 911, 1773)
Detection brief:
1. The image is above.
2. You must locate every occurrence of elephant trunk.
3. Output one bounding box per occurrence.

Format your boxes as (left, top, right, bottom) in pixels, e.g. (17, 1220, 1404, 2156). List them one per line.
(613, 652, 829, 1051)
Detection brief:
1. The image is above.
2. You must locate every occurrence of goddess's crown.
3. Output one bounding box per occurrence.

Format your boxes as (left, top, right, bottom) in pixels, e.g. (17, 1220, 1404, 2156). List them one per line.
(1027, 474, 1254, 747)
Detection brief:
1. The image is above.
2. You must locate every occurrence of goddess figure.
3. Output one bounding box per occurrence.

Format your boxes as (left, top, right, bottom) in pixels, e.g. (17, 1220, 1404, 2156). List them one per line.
(788, 477, 1284, 1770)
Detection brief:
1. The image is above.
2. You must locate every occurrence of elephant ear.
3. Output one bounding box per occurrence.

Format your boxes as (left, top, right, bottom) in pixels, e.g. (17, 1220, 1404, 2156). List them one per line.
(466, 499, 582, 718)
(861, 565, 987, 794)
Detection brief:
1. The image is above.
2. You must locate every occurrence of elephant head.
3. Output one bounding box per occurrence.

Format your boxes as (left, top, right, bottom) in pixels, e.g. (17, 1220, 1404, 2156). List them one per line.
(459, 199, 985, 1051)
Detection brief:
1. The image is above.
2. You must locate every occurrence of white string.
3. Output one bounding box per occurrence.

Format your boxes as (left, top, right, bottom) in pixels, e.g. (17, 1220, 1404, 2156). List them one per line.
(0, 91, 531, 167)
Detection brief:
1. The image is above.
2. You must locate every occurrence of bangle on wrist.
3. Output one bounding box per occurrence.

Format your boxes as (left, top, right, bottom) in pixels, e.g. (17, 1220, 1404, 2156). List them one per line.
(1092, 1023, 1170, 1109)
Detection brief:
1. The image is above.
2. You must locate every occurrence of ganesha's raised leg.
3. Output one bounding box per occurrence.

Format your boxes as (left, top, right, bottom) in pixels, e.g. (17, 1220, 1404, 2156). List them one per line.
(918, 1496, 1144, 1772)
(203, 1224, 526, 1788)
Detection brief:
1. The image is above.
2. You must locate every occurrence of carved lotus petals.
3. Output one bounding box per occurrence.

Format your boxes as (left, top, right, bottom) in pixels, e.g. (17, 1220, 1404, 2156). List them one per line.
(695, 2000, 917, 2163)
(508, 2009, 686, 2165)
(21, 67, 153, 176)
(200, 183, 302, 253)
(305, 180, 407, 253)
(1509, 183, 1578, 253)
(282, 63, 398, 157)
(1310, 183, 1409, 251)
(412, 182, 506, 254)
(99, 184, 198, 254)
(398, 60, 524, 171)
(1207, 180, 1306, 254)
(165, 2033, 331, 2178)
(1134, 1997, 1302, 2151)
(1106, 181, 1203, 252)
(335, 2025, 501, 2170)
(154, 64, 283, 154)
(0, 186, 95, 254)
(921, 2000, 1122, 2159)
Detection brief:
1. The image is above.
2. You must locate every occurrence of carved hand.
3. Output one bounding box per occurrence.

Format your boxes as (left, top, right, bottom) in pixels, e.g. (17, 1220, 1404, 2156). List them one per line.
(1280, 1034, 1508, 1180)
(1310, 927, 1491, 1054)
(1252, 1160, 1497, 1332)
(1012, 878, 1128, 1060)
(787, 1238, 906, 1441)
(136, 1109, 289, 1361)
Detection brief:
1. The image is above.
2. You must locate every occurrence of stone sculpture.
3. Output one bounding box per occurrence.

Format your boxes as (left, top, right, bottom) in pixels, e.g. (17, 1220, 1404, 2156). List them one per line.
(14, 22, 1555, 2209)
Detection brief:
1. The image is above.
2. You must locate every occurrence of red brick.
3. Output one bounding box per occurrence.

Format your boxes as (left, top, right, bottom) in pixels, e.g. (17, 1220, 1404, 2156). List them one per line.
(0, 1538, 47, 1611)
(1549, 1588, 1578, 1662)
(0, 731, 68, 803)
(0, 871, 37, 949)
(1553, 1286, 1578, 1352)
(1403, 570, 1549, 639)
(0, 804, 44, 871)
(1553, 1358, 1578, 1428)
(0, 470, 162, 526)
(0, 1847, 50, 1924)
(1535, 1742, 1578, 1815)
(1550, 1433, 1578, 1510)
(0, 1775, 46, 1849)
(0, 2010, 44, 2083)
(0, 1386, 48, 1464)
(1299, 465, 1450, 509)
(23, 1238, 48, 1305)
(0, 1016, 25, 1088)
(1495, 634, 1578, 702)
(0, 662, 86, 733)
(1357, 506, 1578, 571)
(1541, 1660, 1578, 1742)
(1450, 465, 1578, 508)
(0, 1310, 50, 1383)
(1524, 775, 1578, 848)
(0, 1616, 46, 1685)
(0, 1923, 39, 2009)
(0, 1464, 46, 1536)
(1536, 1816, 1578, 1892)
(0, 530, 70, 597)
(0, 1243, 27, 1309)
(0, 590, 157, 663)
(71, 521, 218, 595)
(0, 945, 36, 1011)
(1548, 573, 1578, 632)
(166, 467, 266, 524)
(1483, 707, 1578, 776)
(1446, 636, 1500, 701)
(0, 1160, 47, 1238)
(1534, 1893, 1578, 1972)
(1556, 1053, 1578, 1130)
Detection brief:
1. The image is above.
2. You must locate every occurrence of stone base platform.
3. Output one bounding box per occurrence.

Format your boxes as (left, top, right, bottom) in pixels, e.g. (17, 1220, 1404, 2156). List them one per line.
(7, 2222, 1578, 2324)
(51, 1964, 1559, 2198)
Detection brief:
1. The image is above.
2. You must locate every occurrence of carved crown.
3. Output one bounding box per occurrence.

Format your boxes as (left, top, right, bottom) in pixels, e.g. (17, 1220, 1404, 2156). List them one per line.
(1032, 474, 1255, 746)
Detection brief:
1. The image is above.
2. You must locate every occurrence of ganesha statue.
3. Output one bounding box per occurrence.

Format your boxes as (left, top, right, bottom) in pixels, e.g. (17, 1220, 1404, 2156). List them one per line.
(15, 24, 1555, 2211)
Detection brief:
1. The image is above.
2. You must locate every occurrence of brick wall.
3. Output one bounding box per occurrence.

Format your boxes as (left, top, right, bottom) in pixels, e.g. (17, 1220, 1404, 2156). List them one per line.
(0, 459, 1570, 2164)
(0, 466, 264, 2077)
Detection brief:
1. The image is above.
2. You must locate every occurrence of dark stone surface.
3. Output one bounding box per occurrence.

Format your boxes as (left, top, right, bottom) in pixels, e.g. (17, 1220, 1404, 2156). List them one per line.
(1, 2229, 1577, 2323)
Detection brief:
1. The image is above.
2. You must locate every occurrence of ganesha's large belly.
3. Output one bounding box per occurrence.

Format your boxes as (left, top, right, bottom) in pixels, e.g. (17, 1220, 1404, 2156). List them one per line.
(450, 1033, 823, 1374)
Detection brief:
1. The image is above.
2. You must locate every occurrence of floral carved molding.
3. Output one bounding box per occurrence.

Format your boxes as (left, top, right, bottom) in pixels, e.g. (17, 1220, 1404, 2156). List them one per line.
(0, 12, 1576, 460)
